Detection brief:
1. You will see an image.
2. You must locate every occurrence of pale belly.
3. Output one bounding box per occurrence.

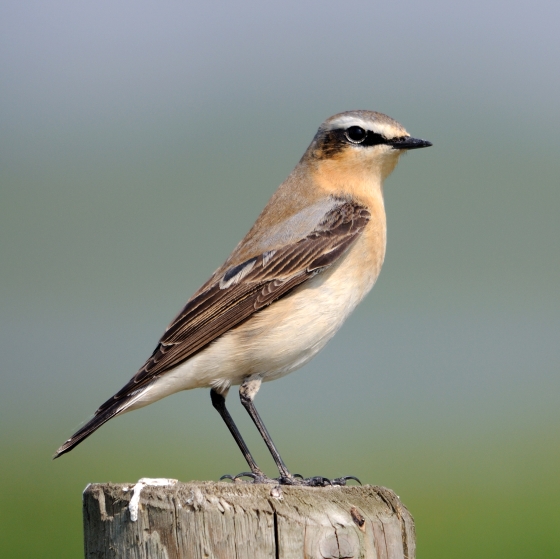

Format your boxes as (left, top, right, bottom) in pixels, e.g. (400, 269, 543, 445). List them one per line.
(127, 237, 382, 410)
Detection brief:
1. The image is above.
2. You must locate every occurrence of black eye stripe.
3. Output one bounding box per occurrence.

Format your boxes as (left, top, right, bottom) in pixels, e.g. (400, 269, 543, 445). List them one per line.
(315, 127, 402, 158)
(329, 128, 392, 147)
(355, 129, 389, 147)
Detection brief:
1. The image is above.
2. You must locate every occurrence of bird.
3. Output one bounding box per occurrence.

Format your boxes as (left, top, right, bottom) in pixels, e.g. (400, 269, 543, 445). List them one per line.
(54, 110, 432, 486)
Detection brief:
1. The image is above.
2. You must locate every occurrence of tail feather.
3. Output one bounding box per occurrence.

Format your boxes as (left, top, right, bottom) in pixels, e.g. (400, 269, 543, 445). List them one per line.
(53, 401, 123, 459)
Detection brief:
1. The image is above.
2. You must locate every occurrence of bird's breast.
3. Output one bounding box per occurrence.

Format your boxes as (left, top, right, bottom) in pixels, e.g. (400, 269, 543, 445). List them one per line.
(129, 208, 387, 406)
(221, 214, 387, 383)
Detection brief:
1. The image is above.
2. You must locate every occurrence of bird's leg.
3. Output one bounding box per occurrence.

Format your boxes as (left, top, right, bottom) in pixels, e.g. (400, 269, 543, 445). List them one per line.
(238, 377, 362, 487)
(210, 388, 267, 482)
(239, 375, 294, 483)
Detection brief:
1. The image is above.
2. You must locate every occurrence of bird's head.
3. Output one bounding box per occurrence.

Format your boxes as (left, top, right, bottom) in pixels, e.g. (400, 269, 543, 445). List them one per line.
(304, 110, 432, 182)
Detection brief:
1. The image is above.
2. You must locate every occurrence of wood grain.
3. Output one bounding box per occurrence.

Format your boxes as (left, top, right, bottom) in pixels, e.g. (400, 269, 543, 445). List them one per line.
(83, 482, 415, 559)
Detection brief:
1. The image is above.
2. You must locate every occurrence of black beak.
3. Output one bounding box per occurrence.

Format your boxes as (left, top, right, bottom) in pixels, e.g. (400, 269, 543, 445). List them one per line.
(388, 136, 432, 150)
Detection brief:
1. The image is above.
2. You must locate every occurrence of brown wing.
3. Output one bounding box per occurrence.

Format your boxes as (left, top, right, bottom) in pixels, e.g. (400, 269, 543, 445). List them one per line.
(97, 199, 370, 413)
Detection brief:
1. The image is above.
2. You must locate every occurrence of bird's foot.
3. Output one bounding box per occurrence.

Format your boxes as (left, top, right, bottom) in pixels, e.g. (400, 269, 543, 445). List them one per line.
(220, 471, 278, 484)
(289, 474, 362, 487)
(221, 472, 361, 487)
(220, 472, 302, 485)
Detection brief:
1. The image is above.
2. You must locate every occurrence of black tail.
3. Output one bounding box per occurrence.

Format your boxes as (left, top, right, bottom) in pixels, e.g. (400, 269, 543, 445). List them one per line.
(53, 401, 123, 459)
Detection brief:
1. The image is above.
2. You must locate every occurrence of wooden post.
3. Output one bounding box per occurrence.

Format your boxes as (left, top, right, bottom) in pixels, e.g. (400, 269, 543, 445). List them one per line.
(83, 481, 415, 559)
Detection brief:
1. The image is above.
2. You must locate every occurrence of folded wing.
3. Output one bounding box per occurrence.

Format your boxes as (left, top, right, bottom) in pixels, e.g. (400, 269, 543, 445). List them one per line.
(54, 198, 369, 457)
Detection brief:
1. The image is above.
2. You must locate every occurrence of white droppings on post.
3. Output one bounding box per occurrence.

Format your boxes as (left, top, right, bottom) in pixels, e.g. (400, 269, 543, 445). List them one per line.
(128, 478, 178, 522)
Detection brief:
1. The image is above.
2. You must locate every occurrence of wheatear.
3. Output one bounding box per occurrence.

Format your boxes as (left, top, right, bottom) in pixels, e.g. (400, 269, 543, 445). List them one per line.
(55, 110, 431, 485)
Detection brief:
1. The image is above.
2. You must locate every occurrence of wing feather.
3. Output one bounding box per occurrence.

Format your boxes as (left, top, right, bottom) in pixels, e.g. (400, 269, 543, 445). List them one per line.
(96, 199, 370, 414)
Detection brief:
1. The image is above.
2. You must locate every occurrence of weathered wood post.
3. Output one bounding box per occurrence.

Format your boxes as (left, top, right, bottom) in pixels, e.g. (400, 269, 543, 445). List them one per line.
(83, 481, 415, 559)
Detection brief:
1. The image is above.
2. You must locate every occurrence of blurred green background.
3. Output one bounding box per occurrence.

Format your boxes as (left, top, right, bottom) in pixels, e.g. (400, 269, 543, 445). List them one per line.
(1, 1, 559, 557)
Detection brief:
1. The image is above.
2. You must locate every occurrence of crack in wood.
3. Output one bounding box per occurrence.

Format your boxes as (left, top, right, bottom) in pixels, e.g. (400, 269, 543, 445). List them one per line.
(84, 482, 415, 559)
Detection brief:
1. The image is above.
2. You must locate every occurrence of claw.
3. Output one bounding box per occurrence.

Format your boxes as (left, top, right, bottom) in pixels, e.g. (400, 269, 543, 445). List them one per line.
(220, 474, 236, 481)
(331, 476, 362, 486)
(234, 471, 258, 480)
(220, 472, 257, 483)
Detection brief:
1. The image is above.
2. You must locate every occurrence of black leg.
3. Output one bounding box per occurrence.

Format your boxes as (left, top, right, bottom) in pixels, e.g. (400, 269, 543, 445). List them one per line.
(210, 388, 264, 477)
(239, 377, 292, 481)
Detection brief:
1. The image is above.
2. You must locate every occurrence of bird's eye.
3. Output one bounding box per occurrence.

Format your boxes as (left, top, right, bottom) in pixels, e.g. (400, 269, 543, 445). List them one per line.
(345, 126, 367, 144)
